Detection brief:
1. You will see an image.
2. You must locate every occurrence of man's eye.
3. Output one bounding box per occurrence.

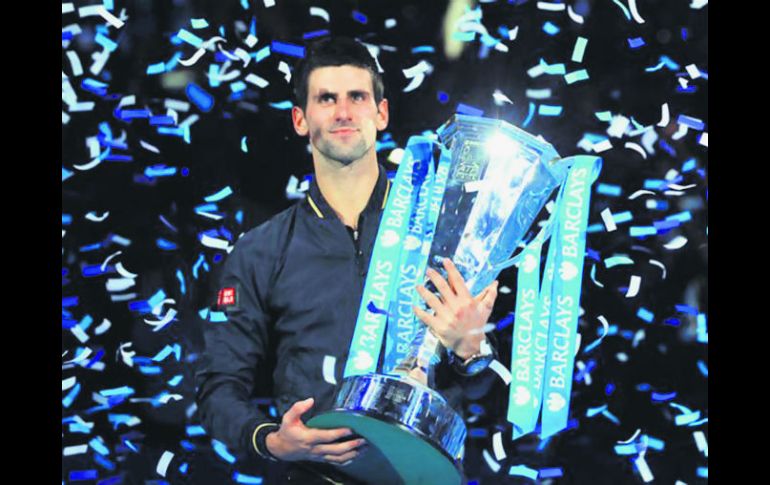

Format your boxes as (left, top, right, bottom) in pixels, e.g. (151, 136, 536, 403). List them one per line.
(320, 94, 335, 102)
(352, 93, 366, 101)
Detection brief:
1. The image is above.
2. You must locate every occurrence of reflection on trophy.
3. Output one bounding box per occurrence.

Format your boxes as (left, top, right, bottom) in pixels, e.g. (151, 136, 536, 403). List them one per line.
(307, 115, 573, 485)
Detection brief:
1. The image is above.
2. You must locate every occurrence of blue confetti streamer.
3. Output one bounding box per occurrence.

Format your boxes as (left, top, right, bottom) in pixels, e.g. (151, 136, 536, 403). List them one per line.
(176, 269, 186, 295)
(230, 80, 247, 93)
(697, 467, 708, 478)
(69, 470, 98, 481)
(89, 437, 110, 456)
(176, 29, 204, 48)
(95, 33, 118, 52)
(205, 186, 234, 202)
(468, 428, 488, 438)
(94, 454, 116, 471)
(145, 165, 177, 178)
(191, 18, 209, 29)
(637, 307, 654, 323)
(651, 391, 677, 402)
(522, 102, 536, 127)
(168, 375, 184, 387)
(180, 440, 196, 451)
(186, 83, 214, 113)
(63, 167, 74, 182)
(627, 37, 645, 49)
(605, 383, 616, 395)
(611, 0, 632, 20)
(270, 41, 305, 58)
(303, 29, 330, 40)
(233, 472, 263, 484)
(352, 10, 368, 24)
(269, 100, 294, 110)
(630, 226, 657, 237)
(542, 21, 560, 36)
(586, 404, 607, 417)
(677, 115, 705, 131)
(538, 104, 563, 116)
(510, 465, 539, 480)
(63, 383, 81, 408)
(412, 46, 436, 54)
(538, 468, 563, 479)
(596, 183, 622, 196)
(212, 440, 237, 464)
(697, 360, 708, 377)
(63, 296, 79, 308)
(456, 103, 485, 116)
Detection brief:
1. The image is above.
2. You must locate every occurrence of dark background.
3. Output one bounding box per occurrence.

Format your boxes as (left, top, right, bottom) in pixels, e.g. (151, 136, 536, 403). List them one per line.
(61, 0, 708, 483)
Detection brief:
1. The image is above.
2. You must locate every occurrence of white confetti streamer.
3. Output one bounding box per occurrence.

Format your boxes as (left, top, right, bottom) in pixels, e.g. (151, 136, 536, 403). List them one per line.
(616, 352, 628, 362)
(94, 318, 112, 335)
(96, 6, 125, 29)
(64, 348, 92, 364)
(624, 142, 647, 159)
(71, 324, 89, 344)
(385, 18, 397, 29)
(632, 329, 645, 348)
(279, 61, 291, 83)
(482, 449, 501, 472)
(323, 355, 337, 385)
(85, 211, 110, 222)
(245, 73, 269, 88)
(264, 0, 276, 7)
(537, 2, 566, 11)
(664, 236, 688, 250)
(179, 48, 207, 67)
(62, 3, 75, 14)
(402, 60, 433, 93)
(140, 140, 160, 153)
(78, 5, 102, 17)
(144, 308, 178, 332)
(628, 189, 656, 200)
(648, 259, 667, 279)
(157, 393, 184, 404)
(152, 298, 176, 317)
(690, 0, 708, 9)
(618, 428, 641, 444)
(492, 431, 506, 460)
(115, 262, 138, 278)
(106, 278, 136, 292)
(671, 123, 689, 140)
(625, 275, 641, 298)
(119, 342, 136, 367)
(156, 451, 174, 477)
(634, 454, 654, 482)
(592, 139, 613, 153)
(66, 51, 83, 76)
(601, 208, 618, 232)
(488, 359, 512, 385)
(667, 183, 697, 191)
(310, 6, 330, 22)
(567, 5, 585, 23)
(492, 90, 513, 105)
(507, 26, 519, 40)
(698, 132, 708, 147)
(693, 431, 708, 457)
(200, 234, 233, 251)
(627, 0, 646, 23)
(62, 376, 77, 391)
(685, 64, 701, 79)
(656, 103, 670, 127)
(63, 444, 89, 456)
(607, 116, 630, 138)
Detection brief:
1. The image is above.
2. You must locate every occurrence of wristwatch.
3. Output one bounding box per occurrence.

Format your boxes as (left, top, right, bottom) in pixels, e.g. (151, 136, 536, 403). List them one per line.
(448, 337, 496, 376)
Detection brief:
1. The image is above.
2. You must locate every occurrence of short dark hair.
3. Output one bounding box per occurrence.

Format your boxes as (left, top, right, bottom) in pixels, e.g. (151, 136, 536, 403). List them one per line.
(292, 37, 384, 111)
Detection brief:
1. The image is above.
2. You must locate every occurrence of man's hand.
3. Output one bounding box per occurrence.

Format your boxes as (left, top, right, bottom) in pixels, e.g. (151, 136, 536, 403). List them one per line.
(265, 397, 367, 465)
(413, 258, 498, 360)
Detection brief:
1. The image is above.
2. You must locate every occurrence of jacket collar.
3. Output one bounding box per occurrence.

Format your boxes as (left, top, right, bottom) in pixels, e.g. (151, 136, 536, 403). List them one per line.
(305, 163, 391, 220)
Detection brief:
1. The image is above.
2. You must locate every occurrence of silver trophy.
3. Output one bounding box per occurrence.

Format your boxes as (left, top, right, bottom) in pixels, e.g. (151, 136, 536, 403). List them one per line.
(307, 115, 572, 484)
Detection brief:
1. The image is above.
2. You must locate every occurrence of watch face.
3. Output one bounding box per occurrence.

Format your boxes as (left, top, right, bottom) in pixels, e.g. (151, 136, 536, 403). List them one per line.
(465, 355, 494, 375)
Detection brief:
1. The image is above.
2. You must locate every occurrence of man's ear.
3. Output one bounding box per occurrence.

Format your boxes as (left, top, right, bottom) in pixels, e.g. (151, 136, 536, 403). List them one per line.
(376, 98, 389, 131)
(292, 106, 308, 136)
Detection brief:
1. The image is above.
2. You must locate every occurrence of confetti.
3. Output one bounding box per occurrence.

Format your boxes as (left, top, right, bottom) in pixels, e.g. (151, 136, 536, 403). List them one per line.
(482, 449, 501, 472)
(96, 6, 125, 29)
(600, 208, 617, 232)
(156, 451, 174, 477)
(571, 37, 588, 62)
(567, 5, 585, 24)
(322, 355, 337, 385)
(492, 431, 506, 460)
(627, 0, 646, 24)
(624, 142, 647, 159)
(488, 359, 512, 385)
(402, 60, 433, 93)
(663, 236, 688, 250)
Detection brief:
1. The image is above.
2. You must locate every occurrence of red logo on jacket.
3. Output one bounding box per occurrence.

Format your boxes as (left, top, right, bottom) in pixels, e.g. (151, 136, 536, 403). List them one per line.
(218, 287, 236, 307)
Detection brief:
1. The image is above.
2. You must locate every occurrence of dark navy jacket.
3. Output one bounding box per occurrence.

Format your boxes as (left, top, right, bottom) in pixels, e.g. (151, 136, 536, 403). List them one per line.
(194, 163, 496, 462)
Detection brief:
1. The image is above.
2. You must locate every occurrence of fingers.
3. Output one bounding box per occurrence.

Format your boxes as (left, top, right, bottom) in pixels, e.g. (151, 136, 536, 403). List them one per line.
(480, 280, 499, 309)
(425, 267, 458, 311)
(415, 284, 451, 319)
(312, 438, 367, 457)
(324, 448, 363, 465)
(308, 426, 355, 445)
(412, 305, 442, 333)
(283, 397, 314, 424)
(443, 259, 472, 300)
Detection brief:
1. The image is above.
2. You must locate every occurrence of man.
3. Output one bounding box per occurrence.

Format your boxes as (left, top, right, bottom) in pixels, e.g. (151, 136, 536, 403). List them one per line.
(195, 37, 499, 484)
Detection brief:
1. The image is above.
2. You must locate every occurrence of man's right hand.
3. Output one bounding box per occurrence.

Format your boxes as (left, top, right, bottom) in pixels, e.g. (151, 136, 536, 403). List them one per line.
(265, 397, 367, 465)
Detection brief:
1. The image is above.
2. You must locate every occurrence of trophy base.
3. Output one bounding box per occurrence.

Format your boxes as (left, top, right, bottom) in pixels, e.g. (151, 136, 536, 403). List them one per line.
(307, 411, 464, 485)
(306, 373, 467, 485)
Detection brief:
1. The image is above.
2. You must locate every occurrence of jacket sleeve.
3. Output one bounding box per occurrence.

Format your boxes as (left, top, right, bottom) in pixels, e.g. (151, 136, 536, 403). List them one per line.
(433, 332, 500, 410)
(194, 231, 276, 463)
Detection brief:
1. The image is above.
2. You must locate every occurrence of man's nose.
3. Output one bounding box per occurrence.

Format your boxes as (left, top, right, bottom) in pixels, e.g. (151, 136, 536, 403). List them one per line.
(334, 98, 352, 120)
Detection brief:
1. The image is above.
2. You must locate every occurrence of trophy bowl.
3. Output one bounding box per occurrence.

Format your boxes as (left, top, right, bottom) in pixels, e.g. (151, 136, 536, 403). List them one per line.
(307, 373, 466, 485)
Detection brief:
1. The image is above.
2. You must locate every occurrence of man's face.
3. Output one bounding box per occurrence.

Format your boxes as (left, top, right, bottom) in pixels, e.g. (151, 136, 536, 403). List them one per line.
(292, 65, 389, 167)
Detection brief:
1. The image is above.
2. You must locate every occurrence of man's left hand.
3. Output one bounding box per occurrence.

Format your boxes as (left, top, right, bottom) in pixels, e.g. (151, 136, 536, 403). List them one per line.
(413, 258, 499, 360)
